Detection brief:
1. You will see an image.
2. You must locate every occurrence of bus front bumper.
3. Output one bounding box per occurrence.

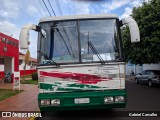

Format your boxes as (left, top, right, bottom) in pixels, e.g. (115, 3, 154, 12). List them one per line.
(38, 90, 127, 111)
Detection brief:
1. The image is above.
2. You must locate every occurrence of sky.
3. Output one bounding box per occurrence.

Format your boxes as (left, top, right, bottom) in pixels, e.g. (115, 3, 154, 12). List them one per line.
(0, 0, 149, 58)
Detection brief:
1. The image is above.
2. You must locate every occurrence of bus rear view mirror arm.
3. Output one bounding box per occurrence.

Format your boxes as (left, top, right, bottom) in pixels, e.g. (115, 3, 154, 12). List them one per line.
(19, 24, 39, 49)
(120, 17, 140, 43)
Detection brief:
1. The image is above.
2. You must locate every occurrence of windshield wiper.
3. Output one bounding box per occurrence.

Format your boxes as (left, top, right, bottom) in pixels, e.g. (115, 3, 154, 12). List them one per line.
(55, 28, 72, 56)
(37, 51, 59, 67)
(88, 41, 105, 65)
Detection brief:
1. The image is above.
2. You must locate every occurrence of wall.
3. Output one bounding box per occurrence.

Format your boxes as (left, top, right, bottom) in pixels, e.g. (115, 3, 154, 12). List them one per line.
(0, 32, 19, 72)
(4, 57, 14, 73)
(0, 72, 4, 77)
(126, 62, 160, 75)
(143, 64, 160, 70)
(19, 60, 35, 70)
(1, 58, 37, 76)
(19, 59, 37, 76)
(20, 70, 37, 76)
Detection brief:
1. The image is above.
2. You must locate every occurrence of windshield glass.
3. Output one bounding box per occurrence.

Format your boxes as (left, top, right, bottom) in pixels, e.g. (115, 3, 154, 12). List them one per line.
(80, 19, 119, 62)
(38, 19, 121, 65)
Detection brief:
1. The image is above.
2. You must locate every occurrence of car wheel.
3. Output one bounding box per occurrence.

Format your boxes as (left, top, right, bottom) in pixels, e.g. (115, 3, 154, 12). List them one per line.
(135, 78, 139, 84)
(148, 80, 153, 87)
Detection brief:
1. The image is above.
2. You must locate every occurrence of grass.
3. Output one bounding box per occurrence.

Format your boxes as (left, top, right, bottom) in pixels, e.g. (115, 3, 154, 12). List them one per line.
(0, 89, 23, 101)
(20, 80, 38, 85)
(20, 74, 38, 85)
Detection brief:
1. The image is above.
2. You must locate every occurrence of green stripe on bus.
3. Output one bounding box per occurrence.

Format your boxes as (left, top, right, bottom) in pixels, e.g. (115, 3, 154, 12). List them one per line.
(39, 82, 105, 91)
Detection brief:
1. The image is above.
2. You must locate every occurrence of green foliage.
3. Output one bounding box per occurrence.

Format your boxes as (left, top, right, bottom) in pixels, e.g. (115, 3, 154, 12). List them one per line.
(32, 72, 38, 80)
(122, 0, 160, 64)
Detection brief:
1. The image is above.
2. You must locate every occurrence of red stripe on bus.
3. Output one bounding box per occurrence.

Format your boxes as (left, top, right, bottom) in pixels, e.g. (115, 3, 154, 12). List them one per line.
(40, 71, 112, 84)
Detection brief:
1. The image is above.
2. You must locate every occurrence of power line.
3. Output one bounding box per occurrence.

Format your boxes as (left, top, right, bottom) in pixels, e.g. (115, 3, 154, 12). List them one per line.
(46, 0, 70, 55)
(55, 29, 72, 56)
(39, 0, 48, 16)
(41, 0, 73, 59)
(42, 0, 52, 16)
(33, 0, 43, 17)
(55, 0, 74, 55)
(48, 0, 56, 16)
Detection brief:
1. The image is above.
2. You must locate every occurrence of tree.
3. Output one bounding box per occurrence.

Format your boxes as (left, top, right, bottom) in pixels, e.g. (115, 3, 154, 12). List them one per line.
(23, 49, 30, 81)
(121, 0, 160, 64)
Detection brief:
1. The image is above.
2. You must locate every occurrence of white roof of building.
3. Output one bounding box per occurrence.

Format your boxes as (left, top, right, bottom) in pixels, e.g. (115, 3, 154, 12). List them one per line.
(19, 52, 37, 62)
(39, 14, 119, 23)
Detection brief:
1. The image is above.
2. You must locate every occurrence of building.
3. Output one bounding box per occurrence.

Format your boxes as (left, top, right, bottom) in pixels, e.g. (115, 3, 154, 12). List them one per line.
(19, 52, 37, 76)
(0, 52, 37, 76)
(0, 32, 19, 82)
(0, 32, 37, 82)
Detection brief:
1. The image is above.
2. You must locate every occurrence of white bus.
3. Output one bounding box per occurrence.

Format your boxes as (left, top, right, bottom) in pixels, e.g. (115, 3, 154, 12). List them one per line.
(19, 14, 140, 111)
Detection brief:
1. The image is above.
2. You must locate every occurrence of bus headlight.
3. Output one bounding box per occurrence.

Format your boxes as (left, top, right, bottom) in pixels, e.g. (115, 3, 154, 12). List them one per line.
(104, 97, 114, 103)
(41, 99, 50, 106)
(51, 99, 60, 106)
(115, 96, 125, 103)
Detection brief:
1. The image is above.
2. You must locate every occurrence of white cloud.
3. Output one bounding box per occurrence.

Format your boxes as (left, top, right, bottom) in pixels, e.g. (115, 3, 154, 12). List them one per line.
(120, 7, 132, 19)
(33, 0, 48, 17)
(119, 0, 144, 19)
(27, 5, 38, 16)
(0, 0, 20, 19)
(0, 10, 9, 18)
(130, 0, 143, 7)
(0, 20, 19, 39)
(101, 0, 129, 13)
(75, 1, 90, 14)
(58, 0, 90, 15)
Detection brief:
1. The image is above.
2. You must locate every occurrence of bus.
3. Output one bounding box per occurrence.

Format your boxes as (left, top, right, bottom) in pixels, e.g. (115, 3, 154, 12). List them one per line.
(19, 14, 140, 111)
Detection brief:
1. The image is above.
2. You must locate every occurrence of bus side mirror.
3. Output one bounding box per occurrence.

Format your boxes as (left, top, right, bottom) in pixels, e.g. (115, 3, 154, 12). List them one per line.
(120, 17, 140, 43)
(19, 24, 39, 49)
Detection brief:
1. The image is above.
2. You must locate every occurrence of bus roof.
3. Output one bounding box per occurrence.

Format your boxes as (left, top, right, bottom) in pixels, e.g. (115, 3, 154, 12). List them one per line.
(39, 14, 119, 23)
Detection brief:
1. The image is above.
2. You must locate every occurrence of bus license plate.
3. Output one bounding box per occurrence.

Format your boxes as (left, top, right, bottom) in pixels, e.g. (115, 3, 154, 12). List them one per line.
(74, 98, 90, 104)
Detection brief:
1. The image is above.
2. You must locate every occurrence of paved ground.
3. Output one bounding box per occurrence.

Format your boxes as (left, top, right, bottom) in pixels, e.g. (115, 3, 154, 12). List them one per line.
(0, 83, 13, 90)
(0, 83, 39, 120)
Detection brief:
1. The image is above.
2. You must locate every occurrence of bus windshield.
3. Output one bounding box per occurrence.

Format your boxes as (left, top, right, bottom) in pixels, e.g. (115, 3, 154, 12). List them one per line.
(38, 19, 121, 65)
